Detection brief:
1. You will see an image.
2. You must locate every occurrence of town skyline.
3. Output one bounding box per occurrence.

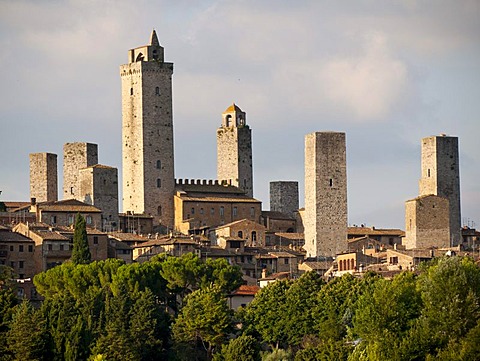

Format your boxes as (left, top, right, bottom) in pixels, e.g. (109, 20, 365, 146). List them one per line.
(1, 0, 479, 229)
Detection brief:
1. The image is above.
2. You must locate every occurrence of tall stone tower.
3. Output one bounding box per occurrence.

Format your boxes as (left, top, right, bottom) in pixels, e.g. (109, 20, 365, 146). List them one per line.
(29, 153, 58, 203)
(79, 165, 119, 231)
(63, 143, 98, 199)
(304, 132, 348, 258)
(418, 135, 461, 245)
(121, 30, 175, 228)
(217, 103, 253, 197)
(270, 181, 299, 217)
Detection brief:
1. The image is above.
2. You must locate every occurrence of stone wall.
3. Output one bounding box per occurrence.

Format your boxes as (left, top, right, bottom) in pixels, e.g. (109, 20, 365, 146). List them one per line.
(304, 132, 348, 258)
(63, 143, 98, 200)
(270, 181, 299, 217)
(29, 153, 57, 202)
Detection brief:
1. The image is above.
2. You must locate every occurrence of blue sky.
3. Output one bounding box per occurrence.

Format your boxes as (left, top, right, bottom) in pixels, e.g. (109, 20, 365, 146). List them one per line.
(0, 0, 479, 229)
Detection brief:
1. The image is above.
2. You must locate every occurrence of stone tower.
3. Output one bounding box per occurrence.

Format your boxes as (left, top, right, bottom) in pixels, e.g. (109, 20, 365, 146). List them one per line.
(79, 165, 119, 231)
(63, 143, 98, 199)
(121, 30, 175, 228)
(304, 132, 348, 258)
(29, 153, 58, 203)
(217, 103, 253, 197)
(419, 135, 461, 245)
(270, 181, 299, 217)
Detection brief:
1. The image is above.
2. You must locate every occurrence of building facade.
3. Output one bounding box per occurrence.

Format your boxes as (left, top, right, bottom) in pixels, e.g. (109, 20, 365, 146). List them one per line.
(29, 153, 58, 203)
(304, 132, 348, 258)
(217, 104, 253, 198)
(121, 30, 175, 228)
(418, 135, 461, 245)
(269, 181, 299, 217)
(63, 142, 98, 200)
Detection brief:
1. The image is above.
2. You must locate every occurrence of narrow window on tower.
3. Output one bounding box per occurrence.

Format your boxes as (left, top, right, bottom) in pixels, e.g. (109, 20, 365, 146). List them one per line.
(220, 206, 225, 217)
(155, 87, 160, 95)
(157, 206, 162, 216)
(329, 178, 333, 187)
(428, 169, 430, 177)
(130, 88, 133, 96)
(157, 179, 161, 188)
(233, 207, 238, 217)
(156, 160, 161, 169)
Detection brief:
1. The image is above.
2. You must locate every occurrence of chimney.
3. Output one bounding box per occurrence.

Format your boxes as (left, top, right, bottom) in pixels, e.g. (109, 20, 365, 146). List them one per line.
(262, 268, 267, 279)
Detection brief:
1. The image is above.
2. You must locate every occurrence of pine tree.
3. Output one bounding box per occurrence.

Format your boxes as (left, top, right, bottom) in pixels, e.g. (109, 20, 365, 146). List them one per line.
(71, 213, 91, 265)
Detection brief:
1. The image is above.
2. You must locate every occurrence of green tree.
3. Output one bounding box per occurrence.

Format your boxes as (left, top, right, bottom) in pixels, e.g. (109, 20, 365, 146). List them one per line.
(218, 334, 261, 361)
(0, 265, 17, 360)
(71, 213, 91, 265)
(173, 285, 233, 360)
(7, 301, 50, 361)
(202, 258, 244, 294)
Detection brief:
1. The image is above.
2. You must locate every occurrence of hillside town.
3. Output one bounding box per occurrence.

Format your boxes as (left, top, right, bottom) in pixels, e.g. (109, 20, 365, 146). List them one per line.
(0, 30, 479, 306)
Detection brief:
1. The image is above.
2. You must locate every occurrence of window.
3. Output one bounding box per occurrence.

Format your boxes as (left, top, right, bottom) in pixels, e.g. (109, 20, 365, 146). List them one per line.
(251, 231, 257, 243)
(284, 258, 289, 265)
(233, 207, 238, 216)
(238, 231, 243, 238)
(229, 241, 241, 249)
(48, 244, 53, 251)
(19, 245, 24, 252)
(210, 208, 215, 215)
(9, 245, 13, 252)
(220, 206, 224, 217)
(10, 261, 15, 268)
(68, 214, 74, 225)
(390, 257, 398, 265)
(157, 206, 162, 216)
(191, 207, 195, 215)
(94, 236, 98, 245)
(156, 160, 161, 169)
(200, 208, 204, 215)
(86, 216, 92, 225)
(51, 215, 57, 224)
(250, 207, 255, 217)
(428, 169, 430, 177)
(329, 178, 333, 187)
(19, 261, 24, 269)
(70, 187, 74, 195)
(155, 86, 160, 95)
(17, 288, 24, 298)
(28, 245, 33, 252)
(60, 244, 64, 251)
(157, 178, 161, 188)
(130, 87, 133, 96)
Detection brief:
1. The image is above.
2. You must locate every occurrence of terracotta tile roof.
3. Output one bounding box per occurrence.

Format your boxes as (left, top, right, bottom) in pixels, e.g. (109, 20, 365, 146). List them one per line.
(268, 251, 297, 258)
(230, 285, 260, 296)
(108, 232, 152, 242)
(348, 227, 404, 237)
(32, 230, 70, 241)
(300, 261, 333, 270)
(274, 232, 304, 240)
(260, 271, 290, 281)
(177, 195, 260, 203)
(38, 199, 101, 213)
(0, 230, 33, 242)
(215, 219, 265, 230)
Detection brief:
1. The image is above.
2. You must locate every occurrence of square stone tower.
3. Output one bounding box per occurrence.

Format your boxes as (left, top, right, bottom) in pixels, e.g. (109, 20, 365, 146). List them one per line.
(29, 153, 58, 203)
(79, 165, 119, 232)
(217, 103, 253, 197)
(419, 135, 461, 245)
(63, 142, 98, 199)
(121, 30, 175, 228)
(404, 194, 450, 249)
(304, 132, 348, 258)
(270, 181, 299, 217)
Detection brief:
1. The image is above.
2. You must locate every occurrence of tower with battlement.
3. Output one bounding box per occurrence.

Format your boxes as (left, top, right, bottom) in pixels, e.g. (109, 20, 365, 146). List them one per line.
(304, 132, 348, 258)
(418, 135, 461, 245)
(217, 103, 253, 197)
(30, 153, 58, 203)
(121, 30, 175, 228)
(63, 142, 98, 199)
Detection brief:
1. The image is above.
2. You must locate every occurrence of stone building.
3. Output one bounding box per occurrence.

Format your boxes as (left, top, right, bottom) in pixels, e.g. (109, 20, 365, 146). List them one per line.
(31, 199, 102, 228)
(79, 164, 119, 231)
(29, 153, 58, 203)
(304, 132, 348, 258)
(419, 135, 461, 245)
(63, 142, 98, 199)
(269, 181, 299, 217)
(403, 194, 450, 249)
(121, 30, 175, 229)
(173, 179, 261, 235)
(212, 218, 267, 247)
(217, 103, 253, 198)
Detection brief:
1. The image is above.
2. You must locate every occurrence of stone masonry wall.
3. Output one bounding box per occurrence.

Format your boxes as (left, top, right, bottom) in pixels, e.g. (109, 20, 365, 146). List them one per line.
(270, 181, 299, 217)
(63, 143, 98, 200)
(29, 153, 58, 202)
(304, 132, 348, 258)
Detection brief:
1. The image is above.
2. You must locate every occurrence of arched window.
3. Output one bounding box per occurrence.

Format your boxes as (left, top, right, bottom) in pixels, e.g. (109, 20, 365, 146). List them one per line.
(225, 115, 232, 127)
(155, 87, 160, 95)
(156, 160, 161, 169)
(251, 231, 257, 243)
(156, 179, 161, 188)
(238, 231, 243, 238)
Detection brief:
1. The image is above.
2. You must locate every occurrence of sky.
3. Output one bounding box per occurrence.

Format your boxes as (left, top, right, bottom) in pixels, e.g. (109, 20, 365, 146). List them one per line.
(0, 0, 479, 230)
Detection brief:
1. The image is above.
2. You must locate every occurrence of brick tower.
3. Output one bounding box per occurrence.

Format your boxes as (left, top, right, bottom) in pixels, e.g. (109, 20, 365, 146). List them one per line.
(418, 135, 461, 245)
(217, 103, 253, 197)
(29, 153, 58, 203)
(63, 142, 98, 199)
(270, 181, 299, 217)
(121, 30, 175, 228)
(304, 132, 348, 258)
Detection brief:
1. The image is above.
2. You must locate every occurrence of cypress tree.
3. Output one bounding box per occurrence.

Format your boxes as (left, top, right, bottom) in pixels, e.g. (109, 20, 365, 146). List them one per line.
(71, 213, 91, 265)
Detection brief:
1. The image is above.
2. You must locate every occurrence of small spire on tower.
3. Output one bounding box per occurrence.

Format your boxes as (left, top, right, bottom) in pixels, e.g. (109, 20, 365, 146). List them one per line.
(150, 29, 160, 46)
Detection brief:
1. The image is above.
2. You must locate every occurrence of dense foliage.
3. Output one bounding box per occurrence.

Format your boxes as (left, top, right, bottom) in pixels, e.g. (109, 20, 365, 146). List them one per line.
(71, 213, 91, 265)
(0, 255, 478, 360)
